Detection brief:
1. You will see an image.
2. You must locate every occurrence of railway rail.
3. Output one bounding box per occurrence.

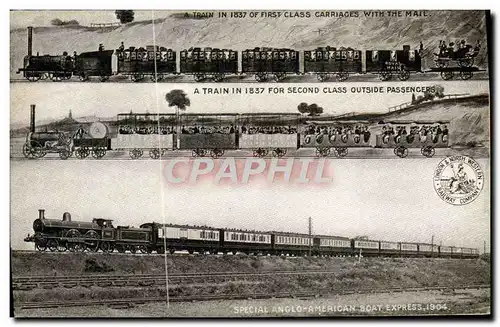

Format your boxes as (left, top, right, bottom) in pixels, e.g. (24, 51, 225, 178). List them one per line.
(12, 270, 359, 291)
(14, 284, 490, 310)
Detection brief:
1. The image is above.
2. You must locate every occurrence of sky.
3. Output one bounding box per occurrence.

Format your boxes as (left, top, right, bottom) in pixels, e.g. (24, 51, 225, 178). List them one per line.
(10, 81, 489, 126)
(10, 158, 490, 251)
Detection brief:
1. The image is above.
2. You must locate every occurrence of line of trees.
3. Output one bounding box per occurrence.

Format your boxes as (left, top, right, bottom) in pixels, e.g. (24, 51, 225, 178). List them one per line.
(50, 18, 79, 26)
(297, 102, 324, 116)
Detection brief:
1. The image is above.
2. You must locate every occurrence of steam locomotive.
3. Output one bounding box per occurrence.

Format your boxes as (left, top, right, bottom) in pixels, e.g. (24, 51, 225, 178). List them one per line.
(16, 27, 483, 82)
(24, 209, 480, 259)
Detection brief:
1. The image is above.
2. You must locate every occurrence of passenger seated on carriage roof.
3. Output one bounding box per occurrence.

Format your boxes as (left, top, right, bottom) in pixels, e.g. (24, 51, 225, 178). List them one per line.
(119, 42, 125, 51)
(98, 44, 104, 51)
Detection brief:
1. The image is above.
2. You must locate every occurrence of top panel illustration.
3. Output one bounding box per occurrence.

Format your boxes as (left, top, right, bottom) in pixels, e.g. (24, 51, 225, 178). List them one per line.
(10, 10, 490, 83)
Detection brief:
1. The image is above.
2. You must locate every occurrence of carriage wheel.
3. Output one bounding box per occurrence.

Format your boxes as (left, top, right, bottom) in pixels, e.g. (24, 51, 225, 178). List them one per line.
(128, 246, 137, 254)
(213, 73, 225, 82)
(169, 248, 176, 255)
(75, 147, 90, 159)
(398, 69, 410, 81)
(129, 148, 143, 159)
(156, 246, 165, 254)
(92, 147, 106, 159)
(58, 149, 72, 160)
(315, 147, 330, 157)
(192, 149, 206, 157)
(458, 58, 473, 68)
(64, 73, 72, 80)
(336, 71, 349, 82)
(435, 60, 448, 68)
(85, 230, 100, 252)
(131, 73, 144, 82)
(50, 73, 63, 82)
(149, 148, 160, 159)
(22, 143, 33, 158)
(395, 146, 408, 158)
(79, 74, 89, 82)
(26, 73, 41, 82)
(194, 73, 205, 82)
(272, 148, 286, 158)
(36, 242, 47, 252)
(100, 241, 113, 253)
(379, 70, 392, 81)
(334, 147, 348, 158)
(440, 71, 454, 80)
(253, 148, 268, 158)
(421, 146, 435, 158)
(273, 72, 286, 82)
(47, 239, 59, 252)
(317, 73, 328, 82)
(99, 75, 109, 82)
(210, 149, 224, 158)
(255, 73, 267, 82)
(459, 71, 473, 80)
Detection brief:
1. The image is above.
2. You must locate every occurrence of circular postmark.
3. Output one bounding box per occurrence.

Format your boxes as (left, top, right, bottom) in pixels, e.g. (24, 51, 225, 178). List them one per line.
(433, 156, 484, 205)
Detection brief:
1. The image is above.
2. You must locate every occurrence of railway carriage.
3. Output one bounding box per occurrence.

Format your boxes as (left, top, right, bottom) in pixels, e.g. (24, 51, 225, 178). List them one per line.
(116, 46, 176, 82)
(242, 47, 300, 82)
(238, 113, 300, 158)
(222, 229, 272, 255)
(112, 113, 176, 159)
(366, 45, 422, 81)
(180, 47, 238, 82)
(418, 243, 439, 257)
(314, 235, 352, 256)
(400, 242, 419, 257)
(273, 232, 312, 256)
(439, 245, 453, 258)
(74, 50, 114, 82)
(179, 113, 239, 158)
(353, 239, 380, 256)
(304, 47, 362, 82)
(379, 241, 401, 257)
(375, 121, 449, 158)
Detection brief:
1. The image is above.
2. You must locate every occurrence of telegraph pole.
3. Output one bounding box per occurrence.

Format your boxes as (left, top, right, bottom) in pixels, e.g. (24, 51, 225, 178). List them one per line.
(431, 235, 434, 257)
(308, 217, 312, 257)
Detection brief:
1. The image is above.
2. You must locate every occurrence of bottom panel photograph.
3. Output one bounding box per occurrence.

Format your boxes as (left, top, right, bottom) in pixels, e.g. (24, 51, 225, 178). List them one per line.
(9, 158, 490, 318)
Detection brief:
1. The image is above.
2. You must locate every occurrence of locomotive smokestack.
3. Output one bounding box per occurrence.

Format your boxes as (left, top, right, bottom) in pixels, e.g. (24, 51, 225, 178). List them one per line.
(38, 209, 45, 220)
(27, 26, 33, 57)
(30, 104, 36, 133)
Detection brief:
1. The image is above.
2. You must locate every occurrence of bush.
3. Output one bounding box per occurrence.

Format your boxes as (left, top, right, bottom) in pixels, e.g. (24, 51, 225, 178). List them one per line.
(51, 18, 79, 26)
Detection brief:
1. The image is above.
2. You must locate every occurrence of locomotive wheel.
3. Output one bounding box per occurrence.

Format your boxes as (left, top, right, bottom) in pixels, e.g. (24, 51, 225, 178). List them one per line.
(460, 71, 473, 80)
(116, 245, 125, 253)
(65, 229, 81, 238)
(149, 148, 160, 159)
(22, 143, 32, 158)
(50, 73, 63, 82)
(192, 149, 206, 157)
(398, 70, 410, 81)
(36, 243, 47, 251)
(273, 72, 286, 82)
(131, 74, 144, 82)
(156, 246, 165, 254)
(100, 242, 113, 253)
(334, 147, 348, 158)
(317, 73, 328, 82)
(85, 230, 100, 252)
(213, 73, 225, 82)
(59, 149, 72, 160)
(129, 148, 144, 159)
(138, 245, 149, 254)
(75, 147, 90, 159)
(41, 73, 50, 80)
(47, 239, 59, 252)
(379, 70, 392, 81)
(440, 71, 454, 80)
(128, 246, 137, 254)
(188, 249, 194, 255)
(336, 71, 349, 82)
(253, 148, 268, 158)
(99, 75, 109, 82)
(169, 248, 176, 255)
(92, 147, 106, 159)
(26, 73, 41, 82)
(395, 146, 408, 158)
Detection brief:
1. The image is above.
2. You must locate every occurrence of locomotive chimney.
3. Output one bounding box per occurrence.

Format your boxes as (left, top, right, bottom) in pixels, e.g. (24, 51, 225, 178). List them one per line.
(38, 209, 45, 220)
(27, 26, 33, 57)
(30, 104, 36, 133)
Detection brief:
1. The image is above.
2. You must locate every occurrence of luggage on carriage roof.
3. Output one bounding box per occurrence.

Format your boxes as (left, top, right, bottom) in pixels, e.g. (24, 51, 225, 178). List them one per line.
(403, 45, 411, 51)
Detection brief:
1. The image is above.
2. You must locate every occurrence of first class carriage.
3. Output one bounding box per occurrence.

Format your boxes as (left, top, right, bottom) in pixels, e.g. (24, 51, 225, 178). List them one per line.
(24, 209, 480, 259)
(18, 27, 483, 82)
(23, 106, 450, 160)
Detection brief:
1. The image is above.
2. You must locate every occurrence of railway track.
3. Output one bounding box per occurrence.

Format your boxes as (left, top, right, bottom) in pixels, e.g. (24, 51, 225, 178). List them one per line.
(12, 270, 356, 291)
(14, 284, 490, 310)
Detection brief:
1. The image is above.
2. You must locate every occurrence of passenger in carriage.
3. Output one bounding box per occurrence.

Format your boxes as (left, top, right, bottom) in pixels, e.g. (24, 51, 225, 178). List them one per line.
(181, 126, 188, 134)
(118, 42, 125, 51)
(98, 44, 104, 51)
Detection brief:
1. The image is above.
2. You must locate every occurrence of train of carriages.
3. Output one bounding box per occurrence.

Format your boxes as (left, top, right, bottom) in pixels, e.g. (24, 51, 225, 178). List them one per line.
(24, 209, 480, 259)
(16, 27, 484, 82)
(21, 105, 449, 160)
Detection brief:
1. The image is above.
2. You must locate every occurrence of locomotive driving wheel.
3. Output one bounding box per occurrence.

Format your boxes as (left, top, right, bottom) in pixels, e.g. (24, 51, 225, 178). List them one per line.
(336, 71, 349, 82)
(459, 71, 473, 80)
(149, 148, 161, 159)
(92, 147, 106, 159)
(129, 148, 144, 159)
(25, 72, 41, 82)
(100, 241, 113, 253)
(75, 147, 90, 159)
(272, 148, 287, 158)
(440, 71, 454, 80)
(47, 239, 59, 252)
(84, 230, 100, 252)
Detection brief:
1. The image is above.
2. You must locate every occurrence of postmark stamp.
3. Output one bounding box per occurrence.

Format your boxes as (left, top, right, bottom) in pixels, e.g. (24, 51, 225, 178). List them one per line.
(433, 156, 484, 205)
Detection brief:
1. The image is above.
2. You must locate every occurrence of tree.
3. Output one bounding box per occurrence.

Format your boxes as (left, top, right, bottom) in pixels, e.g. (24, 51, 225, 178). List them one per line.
(297, 102, 323, 116)
(166, 90, 190, 147)
(297, 102, 309, 115)
(115, 10, 135, 24)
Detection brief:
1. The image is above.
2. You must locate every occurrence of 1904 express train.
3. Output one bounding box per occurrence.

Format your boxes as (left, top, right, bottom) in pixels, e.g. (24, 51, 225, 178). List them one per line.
(22, 106, 449, 160)
(16, 27, 484, 82)
(24, 209, 480, 259)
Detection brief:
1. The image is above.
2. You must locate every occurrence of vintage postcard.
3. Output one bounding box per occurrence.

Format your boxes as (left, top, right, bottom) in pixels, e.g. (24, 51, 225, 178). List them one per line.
(9, 9, 491, 318)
